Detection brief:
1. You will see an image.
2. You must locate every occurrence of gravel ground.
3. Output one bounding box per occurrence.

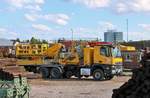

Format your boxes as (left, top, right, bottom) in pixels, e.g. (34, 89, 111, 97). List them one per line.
(29, 76, 130, 98)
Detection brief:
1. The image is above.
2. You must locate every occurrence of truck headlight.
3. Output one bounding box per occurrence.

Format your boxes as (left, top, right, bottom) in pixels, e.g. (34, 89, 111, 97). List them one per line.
(111, 65, 115, 69)
(106, 66, 110, 70)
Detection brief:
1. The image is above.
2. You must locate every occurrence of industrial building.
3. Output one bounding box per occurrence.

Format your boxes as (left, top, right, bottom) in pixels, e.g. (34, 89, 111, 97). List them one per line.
(104, 30, 123, 42)
(0, 38, 14, 57)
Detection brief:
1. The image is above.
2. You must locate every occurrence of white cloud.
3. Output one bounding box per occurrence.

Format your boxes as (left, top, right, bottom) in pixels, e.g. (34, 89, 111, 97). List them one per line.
(69, 0, 110, 8)
(24, 13, 38, 21)
(25, 5, 42, 11)
(138, 24, 150, 31)
(25, 13, 70, 26)
(99, 21, 117, 30)
(128, 32, 150, 41)
(66, 0, 150, 13)
(8, 0, 25, 8)
(9, 32, 18, 37)
(115, 0, 150, 13)
(44, 14, 70, 25)
(0, 28, 7, 32)
(70, 27, 99, 40)
(5, 0, 150, 14)
(115, 3, 128, 13)
(32, 24, 52, 32)
(0, 27, 17, 38)
(72, 27, 91, 33)
(34, 0, 45, 4)
(7, 0, 45, 11)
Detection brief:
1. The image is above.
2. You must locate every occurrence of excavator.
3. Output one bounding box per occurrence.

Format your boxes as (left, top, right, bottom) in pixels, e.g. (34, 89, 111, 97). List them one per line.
(16, 42, 123, 80)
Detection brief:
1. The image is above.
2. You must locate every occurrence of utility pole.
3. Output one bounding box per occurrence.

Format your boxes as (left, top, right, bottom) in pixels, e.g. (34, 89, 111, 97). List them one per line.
(71, 29, 74, 49)
(71, 29, 73, 41)
(126, 19, 129, 42)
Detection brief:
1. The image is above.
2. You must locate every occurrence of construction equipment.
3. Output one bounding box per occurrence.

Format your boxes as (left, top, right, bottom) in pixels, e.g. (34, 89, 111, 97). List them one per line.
(16, 42, 123, 80)
(16, 43, 48, 57)
(120, 45, 136, 51)
(120, 45, 141, 69)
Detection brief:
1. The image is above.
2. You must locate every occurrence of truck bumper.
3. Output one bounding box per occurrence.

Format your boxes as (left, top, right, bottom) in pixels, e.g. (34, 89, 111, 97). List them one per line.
(103, 65, 123, 77)
(111, 65, 123, 75)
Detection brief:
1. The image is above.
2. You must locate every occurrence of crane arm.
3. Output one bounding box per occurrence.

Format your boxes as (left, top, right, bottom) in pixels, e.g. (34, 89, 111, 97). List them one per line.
(44, 43, 64, 58)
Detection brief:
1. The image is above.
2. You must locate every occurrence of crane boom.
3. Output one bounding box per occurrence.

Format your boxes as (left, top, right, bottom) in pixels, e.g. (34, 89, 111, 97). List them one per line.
(44, 43, 63, 58)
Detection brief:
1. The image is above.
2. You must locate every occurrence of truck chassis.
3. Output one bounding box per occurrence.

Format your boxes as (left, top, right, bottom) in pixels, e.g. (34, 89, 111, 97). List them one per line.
(22, 64, 122, 80)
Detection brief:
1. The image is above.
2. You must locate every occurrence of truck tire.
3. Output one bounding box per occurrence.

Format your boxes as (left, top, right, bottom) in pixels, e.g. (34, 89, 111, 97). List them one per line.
(50, 67, 62, 79)
(65, 71, 73, 79)
(75, 71, 81, 79)
(39, 67, 49, 79)
(93, 69, 104, 80)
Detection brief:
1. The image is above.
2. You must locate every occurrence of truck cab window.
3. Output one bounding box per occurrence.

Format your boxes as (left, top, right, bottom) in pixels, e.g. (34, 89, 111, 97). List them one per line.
(112, 47, 122, 57)
(100, 47, 110, 57)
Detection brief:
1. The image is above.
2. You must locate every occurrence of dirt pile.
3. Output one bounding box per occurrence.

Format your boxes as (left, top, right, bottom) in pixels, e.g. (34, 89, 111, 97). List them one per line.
(0, 59, 29, 80)
(112, 53, 150, 98)
(0, 58, 16, 66)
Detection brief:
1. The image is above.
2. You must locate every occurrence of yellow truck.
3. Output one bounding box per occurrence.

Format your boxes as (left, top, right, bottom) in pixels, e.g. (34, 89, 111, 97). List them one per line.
(120, 45, 136, 51)
(120, 45, 141, 69)
(17, 42, 123, 80)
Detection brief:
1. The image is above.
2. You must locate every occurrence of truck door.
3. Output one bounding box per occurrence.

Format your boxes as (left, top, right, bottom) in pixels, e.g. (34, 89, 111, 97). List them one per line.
(94, 46, 112, 65)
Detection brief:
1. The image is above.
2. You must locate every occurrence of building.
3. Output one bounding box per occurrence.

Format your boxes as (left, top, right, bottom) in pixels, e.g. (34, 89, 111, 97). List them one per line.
(0, 38, 13, 46)
(0, 46, 14, 57)
(0, 38, 14, 57)
(104, 30, 123, 42)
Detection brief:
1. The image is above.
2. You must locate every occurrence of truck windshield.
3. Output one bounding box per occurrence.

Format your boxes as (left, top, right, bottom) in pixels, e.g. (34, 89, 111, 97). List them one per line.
(112, 47, 122, 57)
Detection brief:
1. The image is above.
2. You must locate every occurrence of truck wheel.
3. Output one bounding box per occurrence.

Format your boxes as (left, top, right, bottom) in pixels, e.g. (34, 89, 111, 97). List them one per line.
(39, 67, 49, 79)
(65, 71, 73, 79)
(50, 67, 62, 79)
(75, 71, 81, 79)
(93, 69, 104, 80)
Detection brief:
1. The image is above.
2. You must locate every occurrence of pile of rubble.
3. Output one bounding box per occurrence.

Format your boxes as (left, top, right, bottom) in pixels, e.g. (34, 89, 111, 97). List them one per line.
(0, 58, 40, 79)
(0, 66, 27, 81)
(0, 58, 16, 66)
(112, 52, 150, 98)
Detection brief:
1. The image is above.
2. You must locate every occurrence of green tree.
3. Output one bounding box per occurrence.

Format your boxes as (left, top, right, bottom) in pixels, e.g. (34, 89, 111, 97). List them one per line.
(26, 40, 30, 43)
(30, 37, 38, 44)
(42, 40, 48, 44)
(30, 37, 48, 44)
(16, 38, 20, 42)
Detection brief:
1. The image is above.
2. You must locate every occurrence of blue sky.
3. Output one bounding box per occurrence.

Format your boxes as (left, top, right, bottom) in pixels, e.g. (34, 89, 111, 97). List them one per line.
(0, 0, 150, 41)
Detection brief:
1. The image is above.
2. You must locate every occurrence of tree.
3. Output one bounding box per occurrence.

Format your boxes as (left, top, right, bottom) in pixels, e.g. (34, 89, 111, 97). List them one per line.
(16, 38, 20, 42)
(42, 40, 48, 44)
(30, 37, 38, 44)
(30, 37, 48, 44)
(26, 40, 30, 43)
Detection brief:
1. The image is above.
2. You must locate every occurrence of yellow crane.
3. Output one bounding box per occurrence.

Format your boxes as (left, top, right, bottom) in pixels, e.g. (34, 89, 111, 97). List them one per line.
(16, 42, 123, 80)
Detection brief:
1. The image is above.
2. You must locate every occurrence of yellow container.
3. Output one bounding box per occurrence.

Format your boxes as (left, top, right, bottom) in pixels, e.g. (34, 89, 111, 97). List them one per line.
(16, 44, 48, 57)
